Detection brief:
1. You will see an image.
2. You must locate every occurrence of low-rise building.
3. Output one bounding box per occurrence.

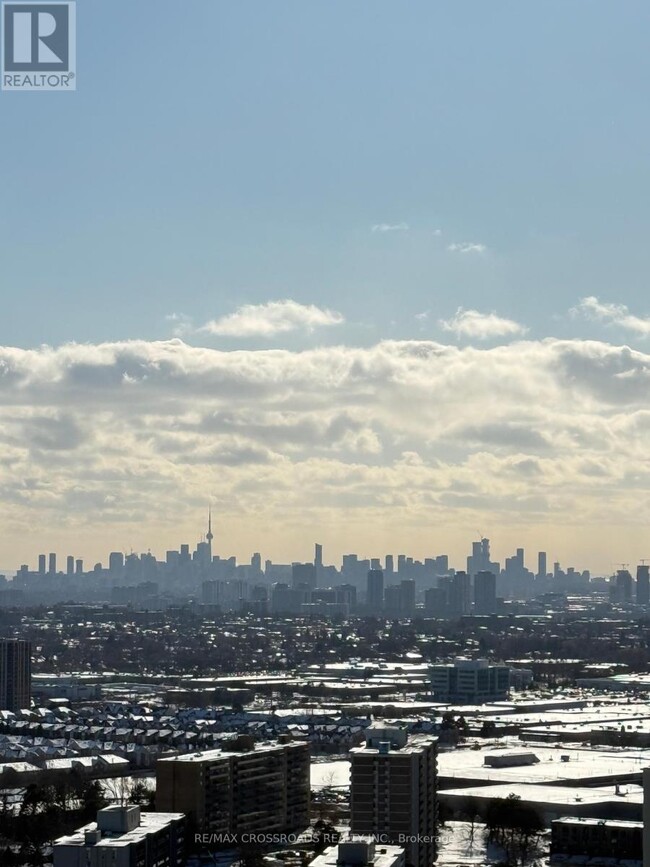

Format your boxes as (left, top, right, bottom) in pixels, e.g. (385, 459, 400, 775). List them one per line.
(53, 805, 185, 867)
(311, 839, 405, 867)
(551, 817, 642, 863)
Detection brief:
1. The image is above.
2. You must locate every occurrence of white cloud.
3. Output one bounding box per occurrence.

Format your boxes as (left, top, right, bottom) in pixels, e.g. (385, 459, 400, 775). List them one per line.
(447, 242, 487, 254)
(439, 308, 527, 340)
(371, 222, 409, 233)
(165, 312, 193, 337)
(2, 335, 650, 565)
(200, 300, 344, 338)
(572, 296, 650, 336)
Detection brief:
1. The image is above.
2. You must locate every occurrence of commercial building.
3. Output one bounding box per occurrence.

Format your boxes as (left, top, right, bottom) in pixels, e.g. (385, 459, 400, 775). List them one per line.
(438, 782, 643, 824)
(0, 639, 31, 712)
(551, 817, 642, 863)
(350, 724, 438, 867)
(637, 565, 650, 606)
(53, 806, 185, 867)
(156, 734, 310, 838)
(430, 658, 510, 703)
(366, 570, 384, 613)
(311, 839, 405, 867)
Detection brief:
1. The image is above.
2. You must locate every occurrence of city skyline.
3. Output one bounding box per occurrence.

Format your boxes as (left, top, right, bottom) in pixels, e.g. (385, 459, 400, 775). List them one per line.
(1, 520, 639, 580)
(4, 2, 650, 575)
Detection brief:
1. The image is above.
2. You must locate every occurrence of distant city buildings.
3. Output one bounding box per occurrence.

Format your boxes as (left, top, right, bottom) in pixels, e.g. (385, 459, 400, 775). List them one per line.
(637, 565, 650, 606)
(0, 639, 31, 712)
(9, 522, 646, 617)
(473, 571, 497, 615)
(350, 724, 438, 867)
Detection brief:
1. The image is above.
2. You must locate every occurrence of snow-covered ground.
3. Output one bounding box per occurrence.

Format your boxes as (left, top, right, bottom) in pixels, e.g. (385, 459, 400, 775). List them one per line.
(436, 821, 549, 867)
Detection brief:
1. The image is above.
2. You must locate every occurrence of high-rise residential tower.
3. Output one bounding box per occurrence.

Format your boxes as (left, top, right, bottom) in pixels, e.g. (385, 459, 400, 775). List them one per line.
(350, 724, 438, 867)
(0, 639, 31, 712)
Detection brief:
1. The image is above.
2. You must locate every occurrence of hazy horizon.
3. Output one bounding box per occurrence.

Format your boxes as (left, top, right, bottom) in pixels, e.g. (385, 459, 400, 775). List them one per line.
(3, 2, 650, 576)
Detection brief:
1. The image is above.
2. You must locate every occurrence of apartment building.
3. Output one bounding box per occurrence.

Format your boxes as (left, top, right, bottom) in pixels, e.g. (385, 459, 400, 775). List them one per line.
(350, 725, 438, 867)
(156, 734, 310, 838)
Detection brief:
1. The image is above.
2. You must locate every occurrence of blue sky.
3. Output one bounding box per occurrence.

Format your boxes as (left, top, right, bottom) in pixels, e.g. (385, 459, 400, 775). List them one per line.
(3, 2, 650, 572)
(2, 0, 650, 348)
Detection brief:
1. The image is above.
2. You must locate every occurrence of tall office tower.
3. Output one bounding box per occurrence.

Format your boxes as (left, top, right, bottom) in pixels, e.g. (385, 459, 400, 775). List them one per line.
(314, 543, 323, 568)
(75, 559, 83, 575)
(66, 556, 74, 576)
(397, 554, 406, 574)
(292, 562, 316, 589)
(109, 552, 125, 575)
(616, 569, 634, 602)
(157, 735, 310, 837)
(637, 565, 650, 606)
(448, 571, 471, 616)
(350, 724, 438, 867)
(370, 558, 381, 570)
(537, 551, 547, 580)
(48, 553, 56, 575)
(424, 587, 444, 616)
(366, 569, 384, 613)
(53, 806, 185, 867)
(467, 538, 498, 578)
(474, 570, 497, 614)
(399, 579, 416, 618)
(0, 639, 31, 712)
(251, 552, 262, 572)
(384, 585, 401, 618)
(195, 541, 211, 570)
(38, 554, 46, 575)
(434, 554, 449, 575)
(385, 555, 394, 575)
(516, 548, 524, 566)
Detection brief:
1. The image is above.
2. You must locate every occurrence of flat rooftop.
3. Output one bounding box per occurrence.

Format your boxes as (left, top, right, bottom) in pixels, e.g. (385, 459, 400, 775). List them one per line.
(438, 744, 650, 786)
(438, 783, 643, 820)
(55, 812, 184, 849)
(158, 740, 305, 765)
(312, 843, 404, 867)
(349, 734, 438, 757)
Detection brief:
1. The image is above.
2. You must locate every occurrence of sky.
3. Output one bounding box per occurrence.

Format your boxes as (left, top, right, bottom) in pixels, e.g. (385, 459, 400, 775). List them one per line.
(2, 1, 650, 574)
